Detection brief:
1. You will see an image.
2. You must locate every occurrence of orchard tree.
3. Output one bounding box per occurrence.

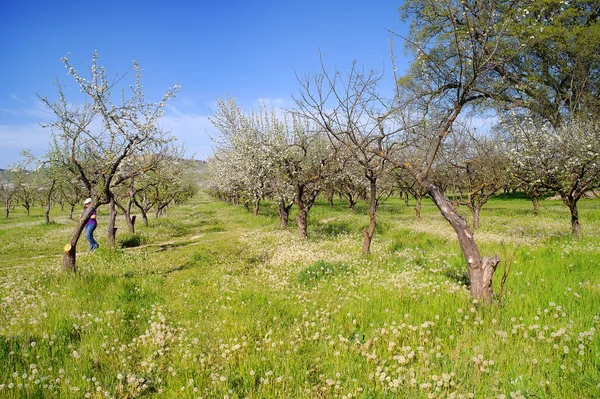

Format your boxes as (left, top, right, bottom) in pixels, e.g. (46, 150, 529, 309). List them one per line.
(294, 61, 396, 254)
(446, 130, 510, 231)
(210, 97, 275, 215)
(333, 158, 369, 211)
(372, 0, 534, 303)
(40, 52, 179, 272)
(12, 154, 39, 216)
(505, 115, 600, 237)
(284, 119, 340, 239)
(0, 169, 18, 219)
(379, 0, 599, 302)
(127, 156, 197, 228)
(495, 0, 600, 127)
(395, 169, 429, 221)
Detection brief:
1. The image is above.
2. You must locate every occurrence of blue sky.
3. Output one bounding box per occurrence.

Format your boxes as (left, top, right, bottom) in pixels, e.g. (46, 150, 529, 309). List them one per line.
(0, 0, 410, 168)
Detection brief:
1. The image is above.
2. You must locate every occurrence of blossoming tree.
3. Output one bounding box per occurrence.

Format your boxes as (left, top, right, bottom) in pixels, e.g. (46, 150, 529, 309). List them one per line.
(40, 52, 179, 272)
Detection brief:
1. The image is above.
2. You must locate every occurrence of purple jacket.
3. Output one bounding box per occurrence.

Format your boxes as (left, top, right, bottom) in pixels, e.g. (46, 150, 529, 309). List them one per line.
(86, 210, 97, 225)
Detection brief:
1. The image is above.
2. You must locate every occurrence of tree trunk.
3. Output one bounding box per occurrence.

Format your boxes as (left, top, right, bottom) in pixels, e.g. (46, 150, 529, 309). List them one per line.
(63, 246, 77, 271)
(473, 206, 481, 232)
(327, 191, 334, 207)
(532, 195, 539, 215)
(294, 184, 319, 239)
(562, 195, 582, 238)
(253, 200, 260, 216)
(69, 203, 75, 220)
(4, 203, 9, 219)
(123, 210, 135, 234)
(296, 208, 308, 239)
(414, 195, 422, 222)
(124, 212, 135, 234)
(362, 179, 377, 255)
(132, 199, 149, 226)
(346, 193, 356, 210)
(45, 180, 56, 224)
(62, 205, 98, 272)
(108, 197, 117, 248)
(427, 183, 500, 303)
(118, 200, 136, 234)
(295, 185, 309, 239)
(278, 199, 293, 229)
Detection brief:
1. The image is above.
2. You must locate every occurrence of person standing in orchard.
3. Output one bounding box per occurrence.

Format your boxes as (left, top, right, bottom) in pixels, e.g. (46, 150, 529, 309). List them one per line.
(82, 198, 99, 252)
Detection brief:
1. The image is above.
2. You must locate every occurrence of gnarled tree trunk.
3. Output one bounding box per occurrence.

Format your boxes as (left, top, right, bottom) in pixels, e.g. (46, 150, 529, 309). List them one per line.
(107, 197, 117, 248)
(562, 194, 582, 239)
(472, 206, 481, 232)
(63, 205, 98, 272)
(346, 192, 357, 210)
(427, 183, 500, 303)
(278, 199, 293, 229)
(362, 179, 377, 255)
(414, 195, 422, 222)
(45, 180, 56, 224)
(532, 195, 540, 215)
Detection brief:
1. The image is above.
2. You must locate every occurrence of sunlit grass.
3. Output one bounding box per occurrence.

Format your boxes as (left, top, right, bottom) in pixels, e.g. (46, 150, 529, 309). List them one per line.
(0, 193, 598, 398)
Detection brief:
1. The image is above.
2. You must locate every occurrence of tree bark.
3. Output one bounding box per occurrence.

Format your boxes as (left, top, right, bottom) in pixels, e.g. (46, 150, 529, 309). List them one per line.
(253, 200, 260, 216)
(107, 197, 117, 248)
(532, 195, 539, 215)
(69, 203, 75, 220)
(278, 199, 293, 229)
(296, 208, 308, 238)
(294, 184, 319, 239)
(117, 199, 136, 234)
(62, 205, 98, 272)
(362, 179, 377, 255)
(414, 195, 422, 222)
(562, 195, 582, 238)
(346, 193, 356, 210)
(473, 206, 481, 232)
(45, 180, 56, 224)
(326, 190, 334, 207)
(427, 183, 500, 303)
(63, 245, 77, 271)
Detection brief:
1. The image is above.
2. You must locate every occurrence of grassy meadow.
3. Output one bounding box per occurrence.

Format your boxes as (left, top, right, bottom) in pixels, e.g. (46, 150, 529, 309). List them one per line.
(0, 192, 599, 398)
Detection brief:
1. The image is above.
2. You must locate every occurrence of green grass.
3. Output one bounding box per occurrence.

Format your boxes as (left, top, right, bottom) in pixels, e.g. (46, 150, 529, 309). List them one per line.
(0, 193, 598, 398)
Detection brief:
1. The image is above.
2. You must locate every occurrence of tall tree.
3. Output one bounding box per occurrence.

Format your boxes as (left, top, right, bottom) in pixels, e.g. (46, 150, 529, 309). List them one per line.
(446, 130, 510, 231)
(393, 0, 598, 300)
(40, 52, 179, 272)
(0, 169, 18, 219)
(294, 61, 395, 254)
(505, 115, 600, 237)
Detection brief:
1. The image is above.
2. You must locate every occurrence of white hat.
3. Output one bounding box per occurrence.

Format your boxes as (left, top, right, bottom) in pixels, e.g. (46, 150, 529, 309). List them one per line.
(83, 198, 93, 205)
